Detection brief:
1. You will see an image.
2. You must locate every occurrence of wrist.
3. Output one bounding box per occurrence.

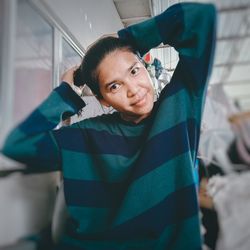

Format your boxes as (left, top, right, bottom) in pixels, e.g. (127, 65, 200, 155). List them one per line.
(70, 84, 83, 97)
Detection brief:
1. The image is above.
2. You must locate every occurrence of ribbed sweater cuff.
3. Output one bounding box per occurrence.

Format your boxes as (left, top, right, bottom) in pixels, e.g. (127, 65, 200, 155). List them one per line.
(54, 82, 86, 112)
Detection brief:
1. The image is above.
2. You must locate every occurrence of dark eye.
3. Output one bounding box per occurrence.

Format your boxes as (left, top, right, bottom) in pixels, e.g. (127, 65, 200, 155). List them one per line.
(109, 83, 120, 92)
(131, 67, 140, 75)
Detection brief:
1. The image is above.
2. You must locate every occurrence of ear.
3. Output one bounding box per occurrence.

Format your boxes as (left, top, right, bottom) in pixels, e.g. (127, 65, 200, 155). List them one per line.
(97, 97, 111, 107)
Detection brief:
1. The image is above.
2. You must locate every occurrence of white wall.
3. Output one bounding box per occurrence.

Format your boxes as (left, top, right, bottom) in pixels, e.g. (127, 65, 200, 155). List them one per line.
(0, 171, 60, 246)
(43, 0, 124, 49)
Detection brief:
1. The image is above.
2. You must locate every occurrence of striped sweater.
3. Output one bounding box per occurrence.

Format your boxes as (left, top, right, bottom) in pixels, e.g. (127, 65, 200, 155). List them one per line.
(1, 3, 216, 250)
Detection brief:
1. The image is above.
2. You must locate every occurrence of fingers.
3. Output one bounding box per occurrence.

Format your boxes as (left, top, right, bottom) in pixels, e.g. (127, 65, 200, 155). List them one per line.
(61, 65, 80, 85)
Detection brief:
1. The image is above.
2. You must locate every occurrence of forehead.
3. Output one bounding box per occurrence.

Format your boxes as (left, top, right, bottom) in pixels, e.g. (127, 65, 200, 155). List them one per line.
(97, 49, 140, 84)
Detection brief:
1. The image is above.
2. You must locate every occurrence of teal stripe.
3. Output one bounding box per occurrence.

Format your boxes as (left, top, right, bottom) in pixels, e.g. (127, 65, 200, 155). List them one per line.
(156, 215, 202, 250)
(180, 3, 216, 58)
(61, 200, 201, 250)
(149, 88, 202, 139)
(77, 114, 147, 137)
(38, 91, 71, 125)
(62, 149, 139, 182)
(62, 149, 99, 180)
(114, 153, 195, 226)
(67, 206, 109, 233)
(6, 128, 44, 157)
(63, 148, 197, 183)
(61, 234, 156, 249)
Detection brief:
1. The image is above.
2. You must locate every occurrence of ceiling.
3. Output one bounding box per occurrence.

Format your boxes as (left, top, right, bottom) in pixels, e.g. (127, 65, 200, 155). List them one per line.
(113, 0, 250, 112)
(113, 0, 152, 27)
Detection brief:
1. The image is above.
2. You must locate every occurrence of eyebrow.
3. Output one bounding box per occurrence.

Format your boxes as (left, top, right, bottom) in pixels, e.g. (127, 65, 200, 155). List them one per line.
(104, 61, 138, 89)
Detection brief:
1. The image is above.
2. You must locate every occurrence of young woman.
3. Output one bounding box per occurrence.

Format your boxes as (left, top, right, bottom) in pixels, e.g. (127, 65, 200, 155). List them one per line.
(1, 2, 216, 249)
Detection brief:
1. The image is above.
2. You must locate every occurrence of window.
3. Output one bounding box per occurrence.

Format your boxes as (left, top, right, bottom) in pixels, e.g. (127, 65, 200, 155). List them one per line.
(60, 38, 82, 75)
(0, 0, 4, 122)
(12, 0, 53, 125)
(0, 0, 84, 153)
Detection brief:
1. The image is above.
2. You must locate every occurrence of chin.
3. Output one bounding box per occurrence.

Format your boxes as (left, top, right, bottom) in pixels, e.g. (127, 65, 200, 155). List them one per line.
(138, 105, 153, 118)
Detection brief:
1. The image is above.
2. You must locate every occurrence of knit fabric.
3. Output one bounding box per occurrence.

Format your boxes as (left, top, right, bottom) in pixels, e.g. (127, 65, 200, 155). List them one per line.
(1, 3, 216, 249)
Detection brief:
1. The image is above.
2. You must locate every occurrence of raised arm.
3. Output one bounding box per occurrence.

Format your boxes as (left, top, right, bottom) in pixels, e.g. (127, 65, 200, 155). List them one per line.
(118, 2, 217, 94)
(1, 74, 86, 171)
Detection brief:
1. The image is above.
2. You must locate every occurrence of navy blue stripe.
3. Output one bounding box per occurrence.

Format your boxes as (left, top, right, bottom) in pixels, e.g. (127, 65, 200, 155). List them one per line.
(70, 184, 198, 241)
(53, 127, 143, 157)
(132, 119, 198, 179)
(117, 28, 138, 53)
(54, 119, 197, 162)
(19, 109, 56, 134)
(58, 120, 198, 213)
(106, 184, 198, 240)
(64, 178, 125, 207)
(55, 82, 86, 111)
(3, 130, 60, 171)
(53, 127, 89, 152)
(155, 4, 184, 48)
(157, 77, 183, 102)
(63, 118, 198, 206)
(177, 55, 208, 92)
(54, 243, 86, 250)
(85, 128, 143, 157)
(169, 53, 213, 96)
(158, 55, 208, 102)
(29, 133, 60, 170)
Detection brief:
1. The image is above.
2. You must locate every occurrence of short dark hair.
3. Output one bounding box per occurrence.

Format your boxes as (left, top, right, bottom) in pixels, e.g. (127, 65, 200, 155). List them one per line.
(73, 36, 138, 98)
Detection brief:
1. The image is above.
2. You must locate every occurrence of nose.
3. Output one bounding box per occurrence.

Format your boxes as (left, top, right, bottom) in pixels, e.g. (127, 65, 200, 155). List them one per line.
(126, 79, 139, 98)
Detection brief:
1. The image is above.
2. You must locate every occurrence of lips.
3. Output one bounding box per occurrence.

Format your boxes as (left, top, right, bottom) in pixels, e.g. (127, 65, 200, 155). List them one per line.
(131, 92, 147, 107)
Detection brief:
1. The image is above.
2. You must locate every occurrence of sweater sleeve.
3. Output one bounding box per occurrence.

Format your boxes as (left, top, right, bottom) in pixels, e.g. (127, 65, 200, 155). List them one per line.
(118, 3, 217, 95)
(1, 82, 86, 171)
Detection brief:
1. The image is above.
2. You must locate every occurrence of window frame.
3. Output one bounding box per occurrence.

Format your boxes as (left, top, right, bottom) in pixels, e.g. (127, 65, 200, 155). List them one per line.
(0, 0, 84, 167)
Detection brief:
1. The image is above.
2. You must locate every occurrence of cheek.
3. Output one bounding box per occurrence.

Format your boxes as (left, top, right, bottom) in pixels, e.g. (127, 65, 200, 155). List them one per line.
(104, 92, 126, 106)
(144, 77, 154, 92)
(141, 71, 153, 86)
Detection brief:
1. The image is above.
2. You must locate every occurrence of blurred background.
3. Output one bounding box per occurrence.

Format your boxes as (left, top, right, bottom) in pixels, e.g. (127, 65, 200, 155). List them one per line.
(0, 0, 249, 249)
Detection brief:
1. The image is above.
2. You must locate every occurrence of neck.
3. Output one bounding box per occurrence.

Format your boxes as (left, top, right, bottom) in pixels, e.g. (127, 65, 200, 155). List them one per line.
(120, 113, 150, 124)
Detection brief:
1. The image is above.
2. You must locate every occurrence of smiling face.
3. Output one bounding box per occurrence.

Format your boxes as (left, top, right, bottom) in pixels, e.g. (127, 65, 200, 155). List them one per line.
(97, 49, 155, 124)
